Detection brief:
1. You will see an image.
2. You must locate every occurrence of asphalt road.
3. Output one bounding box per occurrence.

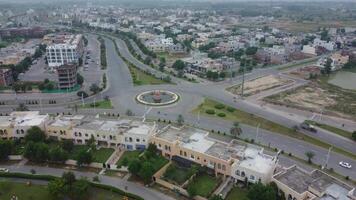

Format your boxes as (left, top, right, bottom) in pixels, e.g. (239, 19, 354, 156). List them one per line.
(0, 33, 355, 180)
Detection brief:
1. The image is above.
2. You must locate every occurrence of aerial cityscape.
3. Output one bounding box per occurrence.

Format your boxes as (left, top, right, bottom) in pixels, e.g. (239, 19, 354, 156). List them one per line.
(0, 0, 355, 200)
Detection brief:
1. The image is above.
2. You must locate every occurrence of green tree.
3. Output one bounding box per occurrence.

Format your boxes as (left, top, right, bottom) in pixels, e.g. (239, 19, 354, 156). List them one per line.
(48, 178, 67, 200)
(70, 179, 89, 200)
(324, 58, 332, 75)
(61, 140, 74, 152)
(16, 103, 29, 111)
(139, 162, 155, 183)
(352, 131, 356, 141)
(62, 171, 76, 189)
(25, 126, 46, 142)
(90, 83, 101, 94)
(209, 195, 224, 200)
(0, 140, 13, 160)
(49, 146, 68, 163)
(147, 143, 158, 155)
(77, 73, 84, 85)
(245, 47, 258, 56)
(76, 149, 92, 166)
(247, 183, 276, 200)
(177, 114, 184, 126)
(128, 158, 142, 175)
(172, 60, 186, 71)
(305, 151, 315, 164)
(230, 122, 242, 138)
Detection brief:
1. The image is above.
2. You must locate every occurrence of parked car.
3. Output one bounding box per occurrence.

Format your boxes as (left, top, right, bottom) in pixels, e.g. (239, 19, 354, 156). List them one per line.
(339, 161, 352, 169)
(0, 168, 9, 172)
(300, 122, 317, 132)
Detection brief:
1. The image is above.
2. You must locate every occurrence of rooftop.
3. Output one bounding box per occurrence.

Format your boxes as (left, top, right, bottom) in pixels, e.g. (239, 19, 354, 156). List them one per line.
(10, 111, 48, 127)
(237, 146, 276, 174)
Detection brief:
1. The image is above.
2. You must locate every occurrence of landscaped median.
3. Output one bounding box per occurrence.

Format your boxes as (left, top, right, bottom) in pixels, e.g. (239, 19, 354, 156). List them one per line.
(305, 120, 355, 141)
(80, 99, 113, 109)
(0, 172, 143, 200)
(192, 98, 356, 160)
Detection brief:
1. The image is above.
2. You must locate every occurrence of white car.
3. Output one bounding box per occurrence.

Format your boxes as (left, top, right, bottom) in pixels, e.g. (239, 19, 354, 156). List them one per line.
(0, 168, 9, 173)
(339, 161, 352, 169)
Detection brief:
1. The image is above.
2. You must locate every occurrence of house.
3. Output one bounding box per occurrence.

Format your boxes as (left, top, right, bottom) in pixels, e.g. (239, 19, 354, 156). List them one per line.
(317, 53, 349, 71)
(313, 38, 335, 51)
(0, 68, 14, 86)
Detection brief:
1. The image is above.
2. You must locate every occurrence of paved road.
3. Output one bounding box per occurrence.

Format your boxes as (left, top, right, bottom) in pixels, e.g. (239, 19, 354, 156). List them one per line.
(0, 34, 355, 180)
(0, 164, 175, 200)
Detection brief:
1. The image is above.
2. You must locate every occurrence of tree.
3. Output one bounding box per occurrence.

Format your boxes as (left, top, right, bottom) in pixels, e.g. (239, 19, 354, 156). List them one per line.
(352, 40, 356, 47)
(245, 47, 258, 56)
(147, 143, 158, 155)
(61, 139, 74, 152)
(76, 149, 92, 166)
(0, 140, 13, 160)
(126, 109, 134, 116)
(77, 91, 88, 98)
(90, 83, 101, 94)
(49, 146, 68, 163)
(324, 58, 332, 75)
(159, 57, 166, 72)
(352, 131, 356, 141)
(128, 159, 142, 175)
(62, 171, 76, 189)
(230, 121, 242, 138)
(70, 179, 89, 200)
(24, 142, 49, 162)
(172, 60, 186, 71)
(209, 195, 224, 200)
(48, 178, 67, 200)
(247, 183, 276, 200)
(305, 151, 315, 164)
(25, 126, 46, 142)
(12, 82, 22, 92)
(77, 73, 84, 85)
(177, 114, 184, 126)
(139, 162, 155, 183)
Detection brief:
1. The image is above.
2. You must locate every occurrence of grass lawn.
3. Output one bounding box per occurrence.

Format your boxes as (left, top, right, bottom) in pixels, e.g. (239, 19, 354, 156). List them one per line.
(163, 163, 197, 185)
(192, 98, 356, 160)
(80, 100, 113, 109)
(226, 187, 249, 200)
(305, 120, 353, 140)
(92, 148, 115, 163)
(187, 173, 220, 197)
(0, 181, 128, 200)
(68, 145, 91, 160)
(147, 153, 169, 173)
(116, 150, 142, 167)
(128, 64, 169, 86)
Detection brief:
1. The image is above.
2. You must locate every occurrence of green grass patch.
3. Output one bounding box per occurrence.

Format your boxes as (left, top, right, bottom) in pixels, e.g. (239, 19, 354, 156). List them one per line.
(0, 180, 130, 200)
(163, 163, 197, 185)
(68, 145, 91, 160)
(277, 57, 319, 71)
(192, 98, 356, 160)
(305, 120, 353, 140)
(116, 150, 142, 167)
(128, 64, 169, 86)
(92, 148, 115, 163)
(226, 187, 249, 200)
(80, 99, 113, 109)
(186, 173, 220, 197)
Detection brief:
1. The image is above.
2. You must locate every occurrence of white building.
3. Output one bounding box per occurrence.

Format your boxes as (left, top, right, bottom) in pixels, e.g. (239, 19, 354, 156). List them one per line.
(45, 34, 84, 70)
(313, 38, 335, 51)
(122, 122, 156, 150)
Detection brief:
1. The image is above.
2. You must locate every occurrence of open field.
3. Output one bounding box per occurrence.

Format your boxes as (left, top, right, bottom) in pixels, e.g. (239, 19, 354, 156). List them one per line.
(227, 75, 292, 97)
(264, 77, 356, 119)
(192, 98, 356, 160)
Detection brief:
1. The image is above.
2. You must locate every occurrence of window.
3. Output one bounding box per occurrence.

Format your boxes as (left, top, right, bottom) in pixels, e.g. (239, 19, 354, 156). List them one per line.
(129, 137, 132, 142)
(235, 170, 240, 176)
(85, 134, 88, 137)
(21, 129, 24, 134)
(250, 175, 255, 180)
(241, 171, 245, 177)
(143, 139, 146, 142)
(191, 154, 195, 159)
(184, 152, 187, 157)
(217, 163, 221, 169)
(222, 165, 226, 171)
(180, 150, 183, 155)
(136, 138, 140, 142)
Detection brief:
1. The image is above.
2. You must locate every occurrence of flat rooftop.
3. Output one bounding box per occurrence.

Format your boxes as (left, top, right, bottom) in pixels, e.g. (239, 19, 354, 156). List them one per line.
(238, 146, 276, 174)
(155, 126, 207, 142)
(10, 111, 48, 127)
(274, 166, 354, 198)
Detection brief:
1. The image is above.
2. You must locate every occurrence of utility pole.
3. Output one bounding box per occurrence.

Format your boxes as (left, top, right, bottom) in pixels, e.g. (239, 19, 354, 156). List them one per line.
(241, 58, 246, 98)
(322, 147, 332, 170)
(255, 123, 260, 143)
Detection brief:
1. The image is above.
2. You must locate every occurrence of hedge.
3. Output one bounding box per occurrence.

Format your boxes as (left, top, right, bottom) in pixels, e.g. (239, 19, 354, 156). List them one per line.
(217, 113, 226, 117)
(205, 109, 215, 115)
(227, 107, 235, 112)
(214, 104, 225, 109)
(0, 172, 143, 200)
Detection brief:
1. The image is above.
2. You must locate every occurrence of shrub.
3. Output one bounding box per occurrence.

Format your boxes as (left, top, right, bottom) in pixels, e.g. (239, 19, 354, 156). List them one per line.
(217, 113, 226, 117)
(214, 104, 225, 109)
(206, 109, 215, 115)
(90, 102, 100, 107)
(227, 107, 235, 112)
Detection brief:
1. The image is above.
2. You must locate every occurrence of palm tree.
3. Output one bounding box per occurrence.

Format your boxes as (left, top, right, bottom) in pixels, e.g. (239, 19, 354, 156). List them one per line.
(305, 151, 315, 164)
(177, 114, 184, 126)
(230, 121, 242, 138)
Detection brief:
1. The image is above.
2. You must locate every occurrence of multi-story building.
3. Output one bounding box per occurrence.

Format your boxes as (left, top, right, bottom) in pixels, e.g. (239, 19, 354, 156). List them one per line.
(56, 64, 78, 90)
(150, 125, 278, 182)
(0, 111, 49, 140)
(45, 33, 84, 70)
(272, 165, 355, 200)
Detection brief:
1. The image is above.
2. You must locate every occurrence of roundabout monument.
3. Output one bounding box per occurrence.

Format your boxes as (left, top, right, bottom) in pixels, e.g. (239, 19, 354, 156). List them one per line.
(136, 90, 179, 106)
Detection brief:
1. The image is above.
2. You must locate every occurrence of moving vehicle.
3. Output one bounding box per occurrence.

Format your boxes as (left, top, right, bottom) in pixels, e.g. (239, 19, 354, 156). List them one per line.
(339, 161, 352, 169)
(300, 122, 317, 132)
(0, 168, 9, 172)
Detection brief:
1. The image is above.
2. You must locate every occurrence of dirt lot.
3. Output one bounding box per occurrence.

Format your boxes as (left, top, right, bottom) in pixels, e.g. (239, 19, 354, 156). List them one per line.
(264, 79, 356, 119)
(227, 75, 293, 97)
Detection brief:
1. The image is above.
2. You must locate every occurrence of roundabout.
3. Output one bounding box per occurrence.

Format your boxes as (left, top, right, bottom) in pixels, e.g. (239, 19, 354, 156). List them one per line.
(136, 90, 179, 106)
